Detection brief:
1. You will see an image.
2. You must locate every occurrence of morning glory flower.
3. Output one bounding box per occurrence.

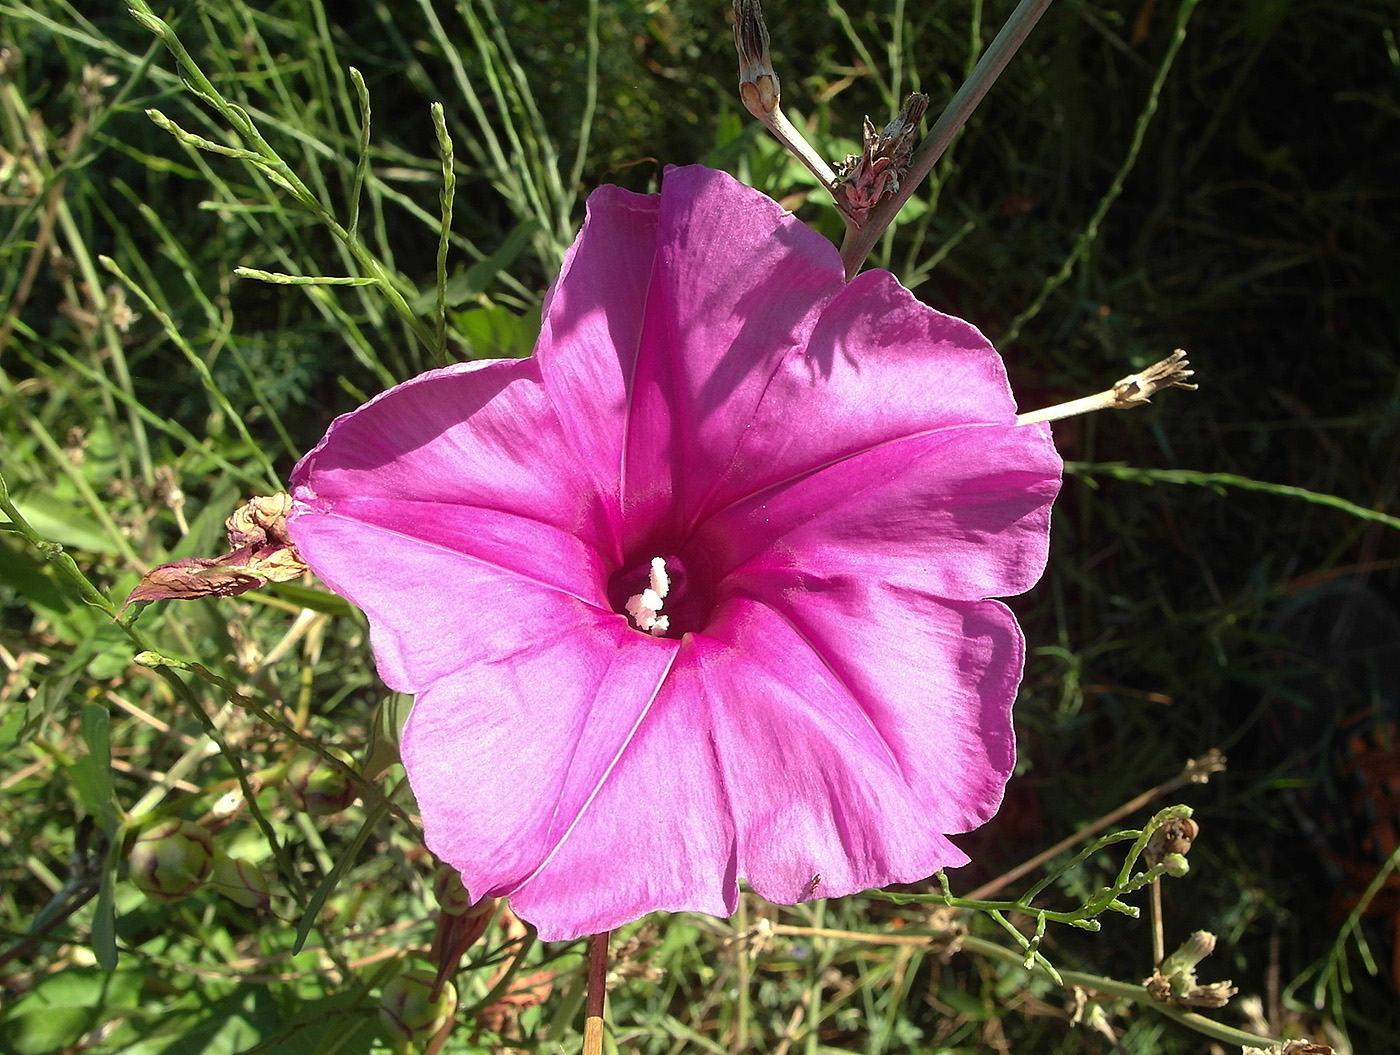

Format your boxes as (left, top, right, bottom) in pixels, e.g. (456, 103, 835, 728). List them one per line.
(286, 165, 1062, 942)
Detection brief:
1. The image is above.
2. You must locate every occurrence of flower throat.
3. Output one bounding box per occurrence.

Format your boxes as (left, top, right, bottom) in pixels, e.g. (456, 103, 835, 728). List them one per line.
(608, 552, 711, 638)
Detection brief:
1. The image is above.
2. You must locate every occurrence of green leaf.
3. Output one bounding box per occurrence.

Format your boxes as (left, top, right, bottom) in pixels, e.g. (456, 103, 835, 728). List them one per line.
(85, 623, 137, 680)
(452, 303, 542, 360)
(92, 855, 119, 971)
(8, 491, 120, 554)
(69, 703, 118, 838)
(0, 536, 99, 643)
(0, 1008, 97, 1055)
(114, 985, 279, 1055)
(13, 669, 81, 747)
(264, 580, 357, 617)
(53, 620, 133, 680)
(0, 967, 143, 1055)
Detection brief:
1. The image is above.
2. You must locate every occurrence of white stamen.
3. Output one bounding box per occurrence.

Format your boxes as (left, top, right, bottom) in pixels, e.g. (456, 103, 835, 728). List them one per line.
(648, 556, 670, 599)
(626, 557, 672, 636)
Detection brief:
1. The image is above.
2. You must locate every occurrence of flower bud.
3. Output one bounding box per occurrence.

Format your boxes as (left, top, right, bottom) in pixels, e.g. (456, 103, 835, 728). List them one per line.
(1146, 930, 1238, 1009)
(1161, 929, 1217, 975)
(379, 968, 456, 1053)
(1144, 815, 1199, 866)
(1159, 852, 1190, 878)
(285, 749, 358, 816)
(128, 819, 214, 902)
(432, 864, 472, 916)
(733, 0, 780, 118)
(210, 850, 272, 911)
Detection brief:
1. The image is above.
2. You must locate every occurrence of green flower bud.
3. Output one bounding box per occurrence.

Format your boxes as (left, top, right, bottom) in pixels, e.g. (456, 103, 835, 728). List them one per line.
(432, 865, 471, 916)
(379, 968, 456, 1053)
(285, 749, 358, 816)
(128, 819, 213, 903)
(1160, 852, 1190, 878)
(210, 851, 272, 911)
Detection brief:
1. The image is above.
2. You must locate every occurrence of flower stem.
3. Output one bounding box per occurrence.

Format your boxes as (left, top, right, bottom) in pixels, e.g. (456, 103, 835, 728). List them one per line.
(583, 930, 609, 1055)
(1150, 881, 1166, 968)
(955, 934, 1281, 1049)
(964, 750, 1226, 902)
(838, 0, 1055, 278)
(763, 924, 1282, 1049)
(126, 0, 437, 364)
(732, 0, 839, 194)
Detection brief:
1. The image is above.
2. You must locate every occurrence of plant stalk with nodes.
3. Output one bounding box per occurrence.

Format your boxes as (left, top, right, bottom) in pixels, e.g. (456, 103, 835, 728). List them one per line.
(733, 0, 1056, 279)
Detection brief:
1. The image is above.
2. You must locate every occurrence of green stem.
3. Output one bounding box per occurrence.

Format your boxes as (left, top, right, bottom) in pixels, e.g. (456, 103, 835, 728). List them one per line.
(957, 934, 1281, 1049)
(1066, 462, 1400, 533)
(0, 470, 128, 607)
(431, 103, 456, 362)
(99, 256, 281, 491)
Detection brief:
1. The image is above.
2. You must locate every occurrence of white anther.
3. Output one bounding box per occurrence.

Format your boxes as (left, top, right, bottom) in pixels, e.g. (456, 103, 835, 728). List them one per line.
(626, 557, 672, 636)
(648, 556, 670, 599)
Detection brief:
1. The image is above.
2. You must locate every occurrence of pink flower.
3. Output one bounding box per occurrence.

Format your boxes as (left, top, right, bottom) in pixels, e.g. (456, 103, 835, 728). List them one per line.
(286, 166, 1061, 942)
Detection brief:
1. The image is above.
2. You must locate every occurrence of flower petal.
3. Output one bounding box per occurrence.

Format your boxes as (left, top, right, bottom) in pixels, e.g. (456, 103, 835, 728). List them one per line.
(287, 508, 606, 690)
(692, 266, 1043, 522)
(617, 166, 846, 549)
(502, 653, 740, 939)
(537, 185, 661, 567)
(700, 587, 1019, 903)
(401, 617, 698, 921)
(507, 580, 1022, 935)
(701, 420, 1060, 601)
(288, 358, 618, 689)
(291, 357, 617, 558)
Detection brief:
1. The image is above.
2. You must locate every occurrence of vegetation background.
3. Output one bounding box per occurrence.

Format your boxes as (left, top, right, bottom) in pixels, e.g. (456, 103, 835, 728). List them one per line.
(2, 0, 1397, 1052)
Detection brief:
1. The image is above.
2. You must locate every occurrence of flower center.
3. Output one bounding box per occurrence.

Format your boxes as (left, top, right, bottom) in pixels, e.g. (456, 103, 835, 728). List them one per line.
(624, 557, 671, 636)
(608, 549, 713, 639)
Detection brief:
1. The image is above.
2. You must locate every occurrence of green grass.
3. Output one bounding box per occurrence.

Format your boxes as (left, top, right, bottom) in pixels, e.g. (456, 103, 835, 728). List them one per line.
(3, 0, 1399, 1052)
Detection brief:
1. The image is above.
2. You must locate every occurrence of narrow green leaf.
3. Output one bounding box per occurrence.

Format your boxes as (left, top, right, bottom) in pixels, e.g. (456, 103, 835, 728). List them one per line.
(92, 857, 118, 970)
(292, 796, 391, 954)
(69, 703, 118, 838)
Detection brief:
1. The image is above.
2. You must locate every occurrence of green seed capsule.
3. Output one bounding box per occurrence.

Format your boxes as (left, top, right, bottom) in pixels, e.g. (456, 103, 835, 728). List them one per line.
(128, 819, 214, 903)
(379, 968, 456, 1053)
